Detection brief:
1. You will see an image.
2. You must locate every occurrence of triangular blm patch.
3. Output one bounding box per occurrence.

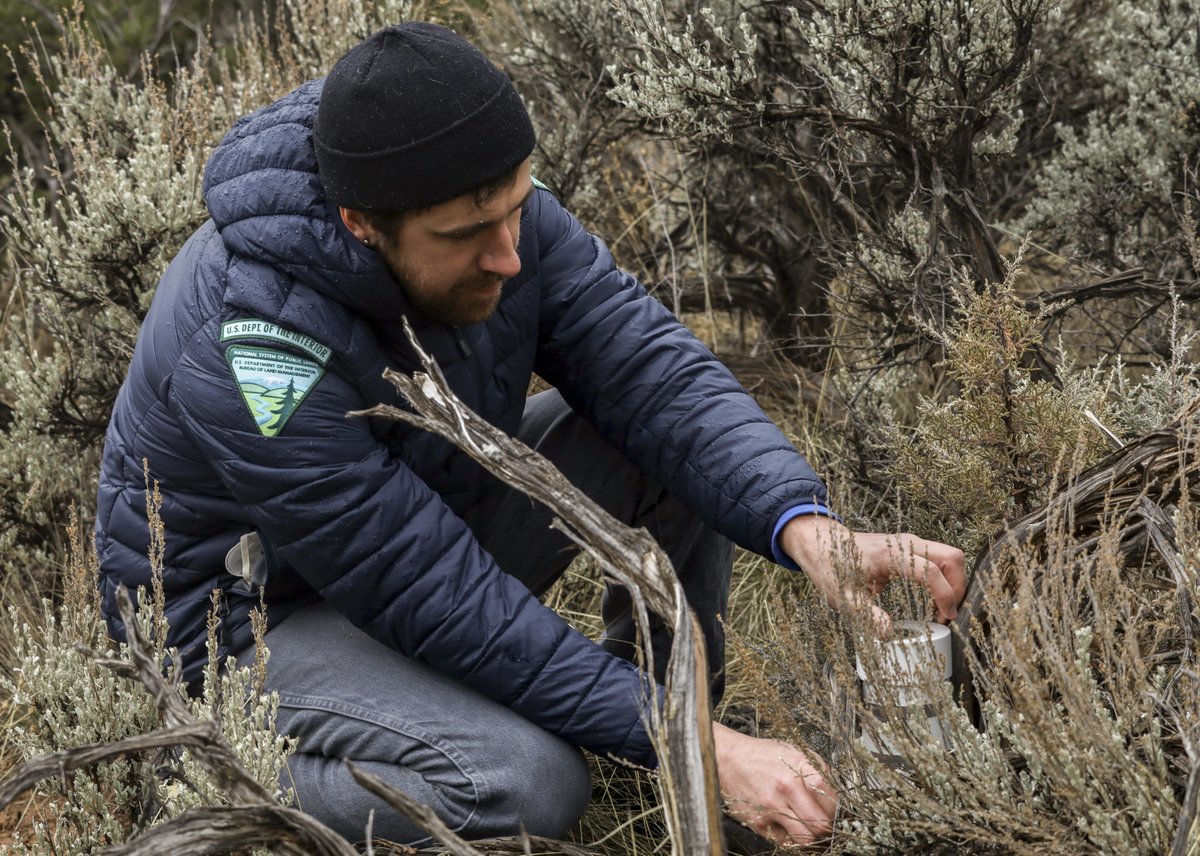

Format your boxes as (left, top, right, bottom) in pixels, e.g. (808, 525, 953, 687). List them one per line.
(225, 345, 325, 437)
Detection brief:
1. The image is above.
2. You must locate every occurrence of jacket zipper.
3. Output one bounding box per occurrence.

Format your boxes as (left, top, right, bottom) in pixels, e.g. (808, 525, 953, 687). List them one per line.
(455, 330, 485, 393)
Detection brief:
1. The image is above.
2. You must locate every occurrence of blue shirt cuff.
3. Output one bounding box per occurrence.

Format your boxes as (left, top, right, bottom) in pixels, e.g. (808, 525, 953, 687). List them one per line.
(771, 504, 842, 570)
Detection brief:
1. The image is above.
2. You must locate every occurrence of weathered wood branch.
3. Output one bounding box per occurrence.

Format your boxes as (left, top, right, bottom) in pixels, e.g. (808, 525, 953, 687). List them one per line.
(0, 723, 219, 809)
(1024, 269, 1200, 319)
(95, 804, 357, 856)
(350, 316, 724, 856)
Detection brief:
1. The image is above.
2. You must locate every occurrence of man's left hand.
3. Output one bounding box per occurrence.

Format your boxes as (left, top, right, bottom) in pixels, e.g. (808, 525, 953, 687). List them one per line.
(778, 515, 966, 635)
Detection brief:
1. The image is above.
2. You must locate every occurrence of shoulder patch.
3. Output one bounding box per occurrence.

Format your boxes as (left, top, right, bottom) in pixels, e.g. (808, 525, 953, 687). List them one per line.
(225, 345, 325, 437)
(220, 318, 331, 365)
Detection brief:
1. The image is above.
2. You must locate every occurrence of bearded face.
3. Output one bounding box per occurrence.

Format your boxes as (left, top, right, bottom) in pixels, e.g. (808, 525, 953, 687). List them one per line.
(345, 159, 534, 327)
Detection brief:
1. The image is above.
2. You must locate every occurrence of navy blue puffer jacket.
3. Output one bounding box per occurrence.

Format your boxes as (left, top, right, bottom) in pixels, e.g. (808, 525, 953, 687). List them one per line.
(95, 79, 829, 767)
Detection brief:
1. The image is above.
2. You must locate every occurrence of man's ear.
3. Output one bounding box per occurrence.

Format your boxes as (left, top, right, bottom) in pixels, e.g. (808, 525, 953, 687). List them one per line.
(339, 207, 374, 245)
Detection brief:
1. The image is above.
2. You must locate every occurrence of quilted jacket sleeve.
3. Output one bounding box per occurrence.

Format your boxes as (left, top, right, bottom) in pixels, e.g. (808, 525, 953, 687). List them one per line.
(168, 314, 661, 767)
(531, 190, 829, 557)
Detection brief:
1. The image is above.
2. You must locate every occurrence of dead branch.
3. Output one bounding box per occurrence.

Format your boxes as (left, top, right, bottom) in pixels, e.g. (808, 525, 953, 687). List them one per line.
(350, 316, 724, 856)
(0, 723, 219, 809)
(1025, 269, 1200, 319)
(95, 804, 357, 856)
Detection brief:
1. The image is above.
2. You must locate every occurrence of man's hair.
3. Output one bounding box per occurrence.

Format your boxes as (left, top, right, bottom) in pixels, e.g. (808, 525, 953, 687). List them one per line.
(359, 162, 525, 239)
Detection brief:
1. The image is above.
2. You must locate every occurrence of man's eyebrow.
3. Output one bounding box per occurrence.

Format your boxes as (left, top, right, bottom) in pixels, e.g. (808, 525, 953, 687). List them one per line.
(434, 183, 536, 239)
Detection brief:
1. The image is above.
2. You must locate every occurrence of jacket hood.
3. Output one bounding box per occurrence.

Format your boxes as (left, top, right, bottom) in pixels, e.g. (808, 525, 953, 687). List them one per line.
(202, 79, 409, 322)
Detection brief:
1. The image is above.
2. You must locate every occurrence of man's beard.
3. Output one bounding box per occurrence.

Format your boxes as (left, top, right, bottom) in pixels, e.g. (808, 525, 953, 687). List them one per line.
(382, 254, 505, 327)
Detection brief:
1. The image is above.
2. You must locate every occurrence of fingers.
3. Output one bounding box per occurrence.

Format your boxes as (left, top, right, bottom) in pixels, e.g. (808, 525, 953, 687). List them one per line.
(923, 538, 968, 604)
(772, 765, 837, 844)
(714, 725, 837, 848)
(892, 538, 966, 621)
(805, 530, 966, 631)
(736, 782, 834, 846)
(728, 793, 834, 848)
(897, 555, 960, 621)
(804, 761, 838, 818)
(871, 602, 895, 637)
(859, 533, 964, 621)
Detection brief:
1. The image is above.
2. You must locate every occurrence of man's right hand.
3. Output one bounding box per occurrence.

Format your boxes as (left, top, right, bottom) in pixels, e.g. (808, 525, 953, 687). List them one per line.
(712, 720, 836, 846)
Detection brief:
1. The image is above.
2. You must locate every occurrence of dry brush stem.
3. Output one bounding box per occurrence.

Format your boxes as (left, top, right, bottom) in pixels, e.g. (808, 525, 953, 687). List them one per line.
(94, 804, 356, 856)
(350, 316, 724, 856)
(0, 723, 224, 809)
(1176, 758, 1200, 856)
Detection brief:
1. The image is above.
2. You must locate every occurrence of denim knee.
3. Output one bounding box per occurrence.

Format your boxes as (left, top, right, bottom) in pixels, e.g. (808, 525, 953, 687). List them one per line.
(492, 726, 592, 838)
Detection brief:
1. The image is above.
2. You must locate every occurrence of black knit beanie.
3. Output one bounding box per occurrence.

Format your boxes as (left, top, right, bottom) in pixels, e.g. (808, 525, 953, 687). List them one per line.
(314, 23, 536, 211)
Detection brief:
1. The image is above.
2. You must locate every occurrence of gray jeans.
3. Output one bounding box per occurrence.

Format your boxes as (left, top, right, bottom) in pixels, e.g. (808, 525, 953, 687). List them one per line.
(243, 390, 734, 845)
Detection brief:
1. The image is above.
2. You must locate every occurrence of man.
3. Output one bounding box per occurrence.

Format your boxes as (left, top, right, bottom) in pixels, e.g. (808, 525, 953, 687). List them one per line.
(96, 22, 965, 850)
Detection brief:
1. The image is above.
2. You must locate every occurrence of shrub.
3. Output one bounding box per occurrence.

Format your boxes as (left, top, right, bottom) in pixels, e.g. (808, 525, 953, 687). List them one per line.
(1011, 0, 1200, 276)
(1, 504, 292, 853)
(886, 257, 1113, 555)
(734, 464, 1199, 853)
(490, 0, 1200, 375)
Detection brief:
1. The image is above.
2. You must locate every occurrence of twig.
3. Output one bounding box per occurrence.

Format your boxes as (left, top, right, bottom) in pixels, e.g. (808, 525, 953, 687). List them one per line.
(95, 804, 357, 856)
(0, 723, 219, 808)
(1083, 408, 1124, 451)
(1170, 761, 1200, 856)
(349, 316, 724, 855)
(348, 761, 487, 856)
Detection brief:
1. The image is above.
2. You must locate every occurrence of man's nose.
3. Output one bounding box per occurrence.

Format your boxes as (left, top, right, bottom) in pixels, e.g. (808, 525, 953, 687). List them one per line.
(479, 222, 521, 279)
